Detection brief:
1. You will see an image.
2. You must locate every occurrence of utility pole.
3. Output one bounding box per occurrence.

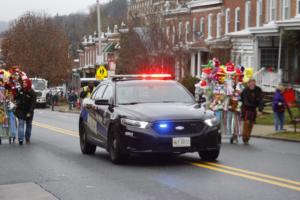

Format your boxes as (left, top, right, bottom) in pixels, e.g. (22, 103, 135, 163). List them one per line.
(97, 0, 102, 64)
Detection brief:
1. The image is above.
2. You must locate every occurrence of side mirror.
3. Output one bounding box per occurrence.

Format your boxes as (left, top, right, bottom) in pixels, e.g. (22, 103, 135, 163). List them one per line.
(95, 99, 109, 106)
(197, 93, 206, 104)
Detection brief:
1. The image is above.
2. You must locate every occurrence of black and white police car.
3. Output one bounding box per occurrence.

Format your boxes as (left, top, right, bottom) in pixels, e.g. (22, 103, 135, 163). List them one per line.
(79, 74, 221, 164)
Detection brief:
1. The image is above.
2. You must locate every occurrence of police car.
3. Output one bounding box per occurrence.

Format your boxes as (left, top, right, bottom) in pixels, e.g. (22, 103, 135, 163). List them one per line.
(79, 74, 221, 164)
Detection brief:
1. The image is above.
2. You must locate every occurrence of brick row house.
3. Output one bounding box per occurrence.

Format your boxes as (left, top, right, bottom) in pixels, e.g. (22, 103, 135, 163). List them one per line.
(73, 26, 122, 79)
(135, 0, 300, 90)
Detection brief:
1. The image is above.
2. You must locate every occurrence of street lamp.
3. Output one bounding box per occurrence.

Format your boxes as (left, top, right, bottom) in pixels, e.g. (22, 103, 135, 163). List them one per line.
(97, 0, 102, 65)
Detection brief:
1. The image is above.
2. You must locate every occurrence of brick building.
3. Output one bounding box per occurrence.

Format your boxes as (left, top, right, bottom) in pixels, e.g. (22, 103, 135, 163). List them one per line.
(128, 0, 178, 19)
(73, 25, 123, 79)
(160, 0, 300, 90)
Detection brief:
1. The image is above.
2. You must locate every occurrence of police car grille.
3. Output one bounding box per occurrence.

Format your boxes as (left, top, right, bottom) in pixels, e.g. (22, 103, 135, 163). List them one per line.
(153, 120, 205, 135)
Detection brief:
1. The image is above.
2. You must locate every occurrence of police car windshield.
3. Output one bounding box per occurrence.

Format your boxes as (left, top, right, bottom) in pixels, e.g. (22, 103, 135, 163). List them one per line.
(116, 80, 195, 105)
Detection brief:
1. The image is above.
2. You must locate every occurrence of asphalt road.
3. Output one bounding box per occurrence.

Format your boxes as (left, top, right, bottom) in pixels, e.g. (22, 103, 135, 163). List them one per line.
(0, 109, 299, 200)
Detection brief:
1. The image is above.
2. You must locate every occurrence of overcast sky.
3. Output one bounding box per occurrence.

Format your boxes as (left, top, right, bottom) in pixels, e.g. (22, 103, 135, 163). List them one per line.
(0, 0, 100, 21)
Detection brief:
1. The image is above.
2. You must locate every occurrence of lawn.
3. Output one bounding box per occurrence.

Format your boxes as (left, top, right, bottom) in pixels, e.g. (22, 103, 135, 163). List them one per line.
(268, 132, 300, 141)
(256, 106, 300, 126)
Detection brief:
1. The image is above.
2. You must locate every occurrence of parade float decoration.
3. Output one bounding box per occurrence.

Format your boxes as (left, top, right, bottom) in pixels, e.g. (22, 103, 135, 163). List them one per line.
(195, 58, 254, 142)
(0, 66, 28, 144)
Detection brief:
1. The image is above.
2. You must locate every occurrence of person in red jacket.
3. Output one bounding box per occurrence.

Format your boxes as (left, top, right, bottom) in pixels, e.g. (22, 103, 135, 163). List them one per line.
(15, 79, 36, 145)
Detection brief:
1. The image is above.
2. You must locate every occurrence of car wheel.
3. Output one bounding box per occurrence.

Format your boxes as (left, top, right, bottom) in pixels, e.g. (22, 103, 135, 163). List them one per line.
(79, 122, 96, 154)
(109, 127, 126, 164)
(198, 149, 220, 161)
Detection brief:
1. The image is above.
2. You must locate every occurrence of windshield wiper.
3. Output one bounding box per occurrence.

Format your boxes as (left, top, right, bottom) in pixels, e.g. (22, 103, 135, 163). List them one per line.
(119, 102, 142, 105)
(161, 101, 179, 103)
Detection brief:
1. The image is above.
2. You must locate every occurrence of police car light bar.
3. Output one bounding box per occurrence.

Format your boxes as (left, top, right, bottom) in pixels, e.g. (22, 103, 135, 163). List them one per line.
(111, 74, 172, 81)
(141, 74, 172, 78)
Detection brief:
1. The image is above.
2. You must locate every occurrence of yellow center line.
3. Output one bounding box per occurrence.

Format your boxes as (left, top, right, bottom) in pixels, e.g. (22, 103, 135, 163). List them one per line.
(33, 121, 79, 137)
(203, 162, 300, 187)
(32, 121, 300, 192)
(189, 162, 300, 192)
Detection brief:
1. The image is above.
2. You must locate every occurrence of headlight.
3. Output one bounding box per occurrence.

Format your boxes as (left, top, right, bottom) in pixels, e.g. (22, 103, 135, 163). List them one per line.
(204, 117, 218, 127)
(120, 118, 149, 129)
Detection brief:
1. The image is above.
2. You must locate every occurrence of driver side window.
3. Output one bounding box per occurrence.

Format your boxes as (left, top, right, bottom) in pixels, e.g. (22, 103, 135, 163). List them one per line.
(102, 85, 113, 100)
(91, 84, 107, 100)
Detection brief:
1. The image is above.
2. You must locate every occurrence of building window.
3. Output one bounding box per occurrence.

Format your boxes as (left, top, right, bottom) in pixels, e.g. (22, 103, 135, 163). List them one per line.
(179, 22, 182, 38)
(298, 0, 300, 15)
(208, 14, 212, 39)
(192, 18, 196, 41)
(200, 17, 204, 34)
(269, 0, 276, 21)
(245, 1, 251, 28)
(217, 13, 222, 38)
(235, 7, 240, 32)
(166, 26, 170, 39)
(261, 48, 279, 68)
(172, 26, 175, 44)
(256, 0, 262, 27)
(282, 0, 290, 20)
(185, 21, 190, 42)
(225, 8, 230, 34)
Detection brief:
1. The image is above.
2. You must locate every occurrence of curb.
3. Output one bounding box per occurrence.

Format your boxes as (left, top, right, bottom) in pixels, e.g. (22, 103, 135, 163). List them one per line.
(252, 135, 300, 143)
(57, 110, 80, 114)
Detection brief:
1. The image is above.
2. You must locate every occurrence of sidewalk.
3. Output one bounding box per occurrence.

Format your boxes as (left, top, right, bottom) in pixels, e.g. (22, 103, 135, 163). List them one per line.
(252, 124, 300, 142)
(51, 104, 80, 114)
(0, 183, 58, 200)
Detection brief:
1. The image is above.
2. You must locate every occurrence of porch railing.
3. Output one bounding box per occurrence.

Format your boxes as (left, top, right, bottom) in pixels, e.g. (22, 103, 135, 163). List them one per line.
(253, 67, 281, 92)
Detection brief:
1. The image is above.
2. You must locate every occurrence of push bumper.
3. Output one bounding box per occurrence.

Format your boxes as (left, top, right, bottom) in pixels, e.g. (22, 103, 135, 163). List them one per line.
(120, 126, 221, 153)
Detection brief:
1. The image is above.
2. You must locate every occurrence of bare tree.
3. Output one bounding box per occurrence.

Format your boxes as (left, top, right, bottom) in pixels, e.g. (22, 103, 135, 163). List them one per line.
(1, 12, 71, 85)
(117, 14, 176, 74)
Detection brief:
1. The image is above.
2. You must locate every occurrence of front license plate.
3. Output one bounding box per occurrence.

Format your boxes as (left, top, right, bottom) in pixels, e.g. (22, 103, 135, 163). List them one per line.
(172, 137, 191, 147)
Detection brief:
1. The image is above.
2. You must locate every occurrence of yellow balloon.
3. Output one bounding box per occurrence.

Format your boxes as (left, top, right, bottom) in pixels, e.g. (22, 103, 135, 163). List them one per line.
(3, 70, 11, 82)
(243, 68, 253, 83)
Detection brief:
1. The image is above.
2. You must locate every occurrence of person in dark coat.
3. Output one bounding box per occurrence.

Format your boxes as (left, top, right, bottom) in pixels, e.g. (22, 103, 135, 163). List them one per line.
(68, 90, 77, 110)
(240, 79, 264, 144)
(272, 85, 286, 132)
(15, 79, 36, 145)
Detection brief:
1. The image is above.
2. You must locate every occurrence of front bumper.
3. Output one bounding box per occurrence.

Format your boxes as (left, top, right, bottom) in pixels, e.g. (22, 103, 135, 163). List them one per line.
(120, 126, 221, 153)
(36, 97, 46, 104)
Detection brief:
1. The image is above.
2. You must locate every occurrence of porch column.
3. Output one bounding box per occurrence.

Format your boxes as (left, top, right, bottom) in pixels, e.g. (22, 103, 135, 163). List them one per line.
(175, 60, 180, 81)
(278, 28, 283, 83)
(197, 51, 201, 77)
(190, 53, 195, 77)
(254, 37, 259, 72)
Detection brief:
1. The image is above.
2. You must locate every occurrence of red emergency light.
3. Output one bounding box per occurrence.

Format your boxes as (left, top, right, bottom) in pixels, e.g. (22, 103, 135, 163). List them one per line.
(140, 74, 172, 78)
(111, 74, 173, 81)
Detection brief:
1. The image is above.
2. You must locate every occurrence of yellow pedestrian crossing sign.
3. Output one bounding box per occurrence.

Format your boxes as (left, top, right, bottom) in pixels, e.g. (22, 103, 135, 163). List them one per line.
(96, 65, 108, 80)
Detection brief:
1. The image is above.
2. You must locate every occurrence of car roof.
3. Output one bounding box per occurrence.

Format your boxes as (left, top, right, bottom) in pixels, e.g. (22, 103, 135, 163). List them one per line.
(109, 74, 173, 82)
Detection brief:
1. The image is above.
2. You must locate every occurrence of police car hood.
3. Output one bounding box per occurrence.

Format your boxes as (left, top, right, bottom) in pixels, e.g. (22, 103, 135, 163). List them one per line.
(118, 103, 214, 122)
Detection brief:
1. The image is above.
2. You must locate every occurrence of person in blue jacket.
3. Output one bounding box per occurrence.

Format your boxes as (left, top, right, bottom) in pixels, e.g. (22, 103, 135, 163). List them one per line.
(272, 85, 286, 132)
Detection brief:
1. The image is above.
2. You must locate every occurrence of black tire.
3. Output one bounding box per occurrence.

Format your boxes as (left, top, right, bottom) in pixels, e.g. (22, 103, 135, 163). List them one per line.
(79, 122, 96, 154)
(199, 149, 220, 161)
(108, 126, 126, 164)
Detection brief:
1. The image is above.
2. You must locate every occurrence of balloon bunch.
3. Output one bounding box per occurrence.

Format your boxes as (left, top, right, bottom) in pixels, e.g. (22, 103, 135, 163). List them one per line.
(0, 66, 28, 99)
(196, 58, 254, 110)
